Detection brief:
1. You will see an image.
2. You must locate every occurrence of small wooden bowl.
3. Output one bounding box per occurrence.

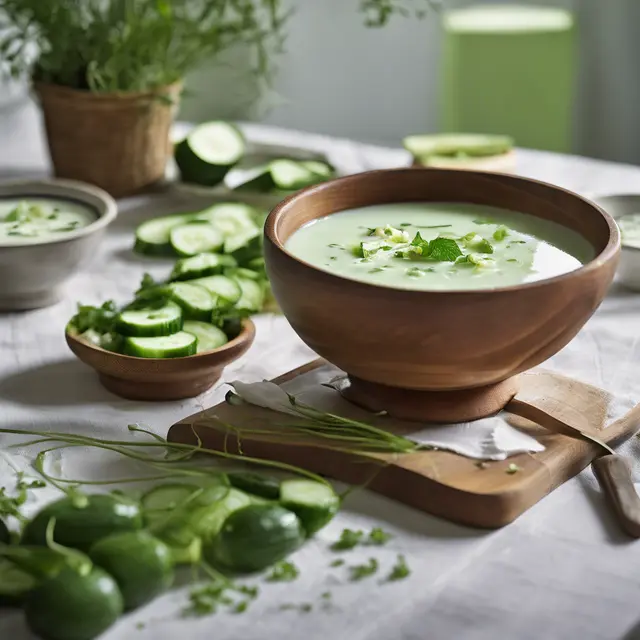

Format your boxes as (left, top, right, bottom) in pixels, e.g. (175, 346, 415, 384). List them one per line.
(264, 168, 620, 423)
(66, 320, 255, 401)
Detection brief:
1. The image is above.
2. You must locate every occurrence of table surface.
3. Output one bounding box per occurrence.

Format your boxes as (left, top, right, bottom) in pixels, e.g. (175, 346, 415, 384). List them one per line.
(3, 100, 640, 640)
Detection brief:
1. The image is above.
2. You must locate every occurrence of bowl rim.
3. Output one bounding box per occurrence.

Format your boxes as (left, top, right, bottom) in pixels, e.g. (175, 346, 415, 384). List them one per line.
(0, 178, 117, 248)
(590, 193, 640, 253)
(265, 167, 621, 296)
(66, 317, 256, 364)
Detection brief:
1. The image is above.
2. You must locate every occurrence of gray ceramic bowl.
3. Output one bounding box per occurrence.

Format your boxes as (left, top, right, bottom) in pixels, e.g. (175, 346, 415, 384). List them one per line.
(591, 194, 640, 291)
(0, 179, 117, 310)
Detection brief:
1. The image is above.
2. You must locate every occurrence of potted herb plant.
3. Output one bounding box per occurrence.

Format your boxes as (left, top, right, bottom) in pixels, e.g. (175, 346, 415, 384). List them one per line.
(0, 0, 432, 198)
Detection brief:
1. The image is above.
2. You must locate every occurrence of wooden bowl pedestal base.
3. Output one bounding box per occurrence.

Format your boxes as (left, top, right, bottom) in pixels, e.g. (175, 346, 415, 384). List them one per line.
(339, 375, 520, 423)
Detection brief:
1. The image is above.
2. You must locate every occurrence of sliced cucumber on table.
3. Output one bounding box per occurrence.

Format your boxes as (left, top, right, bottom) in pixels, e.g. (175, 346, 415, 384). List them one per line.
(193, 203, 260, 238)
(403, 133, 513, 160)
(234, 276, 265, 313)
(234, 158, 334, 193)
(188, 275, 242, 306)
(166, 282, 217, 322)
(170, 252, 237, 281)
(134, 214, 191, 256)
(224, 228, 263, 265)
(175, 121, 246, 187)
(170, 222, 224, 256)
(123, 332, 198, 358)
(183, 321, 229, 352)
(228, 472, 281, 500)
(115, 302, 183, 337)
(280, 479, 340, 536)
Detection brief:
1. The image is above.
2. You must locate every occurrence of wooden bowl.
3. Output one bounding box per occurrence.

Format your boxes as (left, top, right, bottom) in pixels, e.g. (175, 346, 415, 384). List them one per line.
(66, 320, 255, 401)
(264, 168, 620, 423)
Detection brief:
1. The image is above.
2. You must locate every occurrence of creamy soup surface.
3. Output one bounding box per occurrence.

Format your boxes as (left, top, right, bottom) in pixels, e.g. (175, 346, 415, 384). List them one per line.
(618, 213, 640, 249)
(285, 203, 594, 291)
(0, 198, 97, 245)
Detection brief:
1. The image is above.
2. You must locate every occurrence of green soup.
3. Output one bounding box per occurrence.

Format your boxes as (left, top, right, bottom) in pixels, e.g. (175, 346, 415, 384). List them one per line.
(0, 198, 97, 245)
(285, 203, 594, 291)
(618, 213, 640, 249)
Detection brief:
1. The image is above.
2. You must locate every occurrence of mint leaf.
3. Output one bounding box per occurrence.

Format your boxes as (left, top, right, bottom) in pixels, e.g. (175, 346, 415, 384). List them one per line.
(424, 237, 463, 262)
(70, 300, 118, 334)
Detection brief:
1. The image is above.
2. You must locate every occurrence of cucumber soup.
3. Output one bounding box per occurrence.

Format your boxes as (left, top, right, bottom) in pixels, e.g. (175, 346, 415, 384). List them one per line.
(0, 198, 97, 245)
(285, 203, 594, 291)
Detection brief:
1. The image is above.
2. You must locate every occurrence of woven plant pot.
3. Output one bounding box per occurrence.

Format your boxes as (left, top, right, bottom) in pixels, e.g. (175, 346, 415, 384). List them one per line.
(34, 82, 182, 198)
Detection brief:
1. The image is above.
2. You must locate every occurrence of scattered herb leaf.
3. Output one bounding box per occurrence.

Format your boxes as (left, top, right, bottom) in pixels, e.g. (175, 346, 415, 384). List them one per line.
(424, 237, 463, 261)
(387, 554, 411, 581)
(331, 528, 364, 551)
(473, 218, 495, 225)
(368, 267, 385, 274)
(367, 527, 392, 545)
(321, 591, 332, 600)
(266, 560, 299, 582)
(400, 222, 411, 227)
(330, 559, 345, 567)
(349, 557, 379, 581)
(417, 224, 453, 229)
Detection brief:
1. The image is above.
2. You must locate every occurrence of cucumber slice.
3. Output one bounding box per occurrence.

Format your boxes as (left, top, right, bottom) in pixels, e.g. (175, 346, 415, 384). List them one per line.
(302, 160, 334, 179)
(115, 302, 183, 337)
(188, 488, 252, 539)
(234, 276, 265, 313)
(223, 228, 263, 265)
(188, 275, 242, 305)
(204, 504, 304, 573)
(167, 282, 216, 321)
(403, 133, 513, 160)
(234, 159, 332, 193)
(123, 332, 197, 358)
(134, 214, 192, 256)
(142, 483, 202, 513)
(175, 121, 246, 187)
(228, 472, 281, 500)
(279, 479, 340, 536)
(170, 222, 224, 257)
(193, 203, 259, 238)
(224, 266, 263, 281)
(170, 253, 237, 281)
(183, 321, 229, 353)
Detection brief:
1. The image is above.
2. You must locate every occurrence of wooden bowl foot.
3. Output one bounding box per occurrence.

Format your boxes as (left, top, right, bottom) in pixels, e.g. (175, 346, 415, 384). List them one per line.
(98, 373, 219, 401)
(340, 375, 520, 423)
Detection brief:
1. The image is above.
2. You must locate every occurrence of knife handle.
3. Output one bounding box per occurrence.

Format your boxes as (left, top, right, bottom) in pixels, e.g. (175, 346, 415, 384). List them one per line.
(592, 455, 640, 538)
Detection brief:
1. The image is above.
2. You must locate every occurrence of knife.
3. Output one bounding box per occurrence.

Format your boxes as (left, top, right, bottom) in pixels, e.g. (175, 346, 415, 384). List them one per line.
(507, 398, 640, 538)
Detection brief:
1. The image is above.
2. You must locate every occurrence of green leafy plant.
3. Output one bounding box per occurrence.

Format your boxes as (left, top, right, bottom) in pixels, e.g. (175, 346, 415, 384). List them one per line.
(0, 0, 436, 93)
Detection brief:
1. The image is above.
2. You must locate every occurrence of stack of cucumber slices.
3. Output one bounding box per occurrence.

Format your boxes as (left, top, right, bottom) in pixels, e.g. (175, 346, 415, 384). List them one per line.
(0, 470, 340, 640)
(68, 202, 271, 359)
(173, 120, 335, 192)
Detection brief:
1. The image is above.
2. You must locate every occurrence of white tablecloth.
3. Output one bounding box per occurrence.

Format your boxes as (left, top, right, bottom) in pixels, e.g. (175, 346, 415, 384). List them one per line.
(2, 102, 640, 640)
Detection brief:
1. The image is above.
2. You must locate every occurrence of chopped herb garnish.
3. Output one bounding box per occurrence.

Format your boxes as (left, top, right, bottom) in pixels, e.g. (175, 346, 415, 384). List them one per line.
(506, 463, 522, 474)
(47, 213, 59, 220)
(328, 243, 342, 249)
(349, 557, 379, 581)
(425, 237, 463, 261)
(237, 585, 259, 599)
(506, 258, 518, 263)
(400, 222, 412, 227)
(416, 224, 453, 229)
(266, 560, 299, 582)
(321, 591, 332, 600)
(233, 601, 249, 614)
(136, 622, 146, 630)
(473, 218, 495, 225)
(331, 528, 364, 551)
(493, 225, 509, 241)
(508, 240, 526, 245)
(368, 267, 385, 274)
(367, 527, 392, 545)
(280, 603, 313, 613)
(329, 256, 337, 261)
(330, 558, 345, 567)
(387, 555, 411, 581)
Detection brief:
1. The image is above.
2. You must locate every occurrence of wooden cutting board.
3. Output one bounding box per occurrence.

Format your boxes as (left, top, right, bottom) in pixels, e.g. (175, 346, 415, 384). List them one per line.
(168, 360, 640, 529)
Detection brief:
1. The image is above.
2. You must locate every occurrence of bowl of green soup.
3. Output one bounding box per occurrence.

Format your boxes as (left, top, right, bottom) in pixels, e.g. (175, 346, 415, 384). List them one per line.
(264, 168, 619, 422)
(0, 179, 117, 311)
(590, 194, 640, 292)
